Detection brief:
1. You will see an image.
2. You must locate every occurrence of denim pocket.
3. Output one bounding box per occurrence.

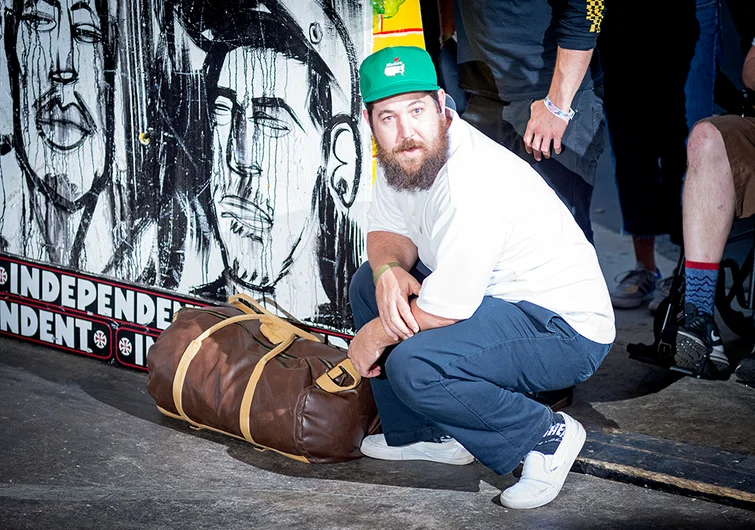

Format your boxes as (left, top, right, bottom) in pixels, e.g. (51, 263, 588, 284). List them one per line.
(515, 300, 577, 340)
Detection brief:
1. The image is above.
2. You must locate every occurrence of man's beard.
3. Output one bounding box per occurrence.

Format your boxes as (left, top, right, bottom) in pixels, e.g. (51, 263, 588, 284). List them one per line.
(376, 121, 450, 192)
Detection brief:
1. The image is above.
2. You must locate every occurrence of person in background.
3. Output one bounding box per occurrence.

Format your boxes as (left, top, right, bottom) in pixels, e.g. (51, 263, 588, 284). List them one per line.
(601, 1, 722, 311)
(674, 38, 755, 382)
(438, 0, 606, 245)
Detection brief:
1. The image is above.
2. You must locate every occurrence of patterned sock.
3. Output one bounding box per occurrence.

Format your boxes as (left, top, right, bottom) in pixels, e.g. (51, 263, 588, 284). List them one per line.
(534, 414, 566, 455)
(685, 261, 719, 316)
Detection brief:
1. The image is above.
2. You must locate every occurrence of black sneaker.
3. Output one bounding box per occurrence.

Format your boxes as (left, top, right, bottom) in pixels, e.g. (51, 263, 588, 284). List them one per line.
(674, 304, 729, 373)
(734, 348, 755, 385)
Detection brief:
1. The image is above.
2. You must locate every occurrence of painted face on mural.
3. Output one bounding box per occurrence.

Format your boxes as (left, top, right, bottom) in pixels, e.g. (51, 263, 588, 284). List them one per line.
(211, 47, 322, 291)
(16, 0, 107, 202)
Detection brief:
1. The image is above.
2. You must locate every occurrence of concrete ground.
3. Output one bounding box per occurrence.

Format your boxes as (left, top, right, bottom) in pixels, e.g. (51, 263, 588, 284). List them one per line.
(1, 329, 755, 530)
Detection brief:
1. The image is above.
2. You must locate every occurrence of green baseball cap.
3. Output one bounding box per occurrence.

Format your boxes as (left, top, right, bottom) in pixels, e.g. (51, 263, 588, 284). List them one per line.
(359, 46, 440, 103)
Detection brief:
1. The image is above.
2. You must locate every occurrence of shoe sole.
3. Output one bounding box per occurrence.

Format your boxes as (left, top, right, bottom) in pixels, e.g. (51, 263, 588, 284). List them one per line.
(674, 332, 729, 372)
(360, 439, 475, 465)
(500, 415, 586, 510)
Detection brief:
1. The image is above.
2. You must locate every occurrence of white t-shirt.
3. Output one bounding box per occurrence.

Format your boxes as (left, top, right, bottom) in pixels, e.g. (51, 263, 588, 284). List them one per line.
(368, 110, 615, 345)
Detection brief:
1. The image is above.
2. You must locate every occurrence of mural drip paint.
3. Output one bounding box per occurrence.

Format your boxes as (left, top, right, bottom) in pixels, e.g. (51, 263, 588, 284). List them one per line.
(4, 0, 115, 268)
(1, 0, 158, 281)
(172, 0, 366, 329)
(0, 0, 370, 332)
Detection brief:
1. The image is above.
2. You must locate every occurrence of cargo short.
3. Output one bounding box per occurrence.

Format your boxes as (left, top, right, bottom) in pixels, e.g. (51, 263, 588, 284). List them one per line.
(701, 114, 755, 219)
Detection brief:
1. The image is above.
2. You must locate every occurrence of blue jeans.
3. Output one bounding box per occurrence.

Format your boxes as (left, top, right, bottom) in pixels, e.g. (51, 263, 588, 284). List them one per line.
(349, 261, 612, 475)
(685, 0, 723, 129)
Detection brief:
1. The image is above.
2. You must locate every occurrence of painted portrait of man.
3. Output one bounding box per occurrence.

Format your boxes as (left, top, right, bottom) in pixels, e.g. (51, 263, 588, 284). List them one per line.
(1, 0, 155, 280)
(3, 0, 112, 265)
(208, 44, 326, 294)
(182, 0, 364, 328)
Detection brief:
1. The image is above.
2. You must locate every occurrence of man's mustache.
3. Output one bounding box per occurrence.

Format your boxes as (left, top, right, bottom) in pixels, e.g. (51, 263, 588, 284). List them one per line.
(394, 138, 425, 154)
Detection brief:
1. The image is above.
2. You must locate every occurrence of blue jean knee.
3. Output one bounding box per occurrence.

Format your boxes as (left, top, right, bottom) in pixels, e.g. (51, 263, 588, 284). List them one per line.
(379, 297, 612, 474)
(349, 261, 432, 331)
(348, 262, 378, 330)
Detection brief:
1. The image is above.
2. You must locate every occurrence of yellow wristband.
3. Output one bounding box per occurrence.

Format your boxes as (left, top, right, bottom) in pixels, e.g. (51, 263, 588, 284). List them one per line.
(373, 262, 402, 284)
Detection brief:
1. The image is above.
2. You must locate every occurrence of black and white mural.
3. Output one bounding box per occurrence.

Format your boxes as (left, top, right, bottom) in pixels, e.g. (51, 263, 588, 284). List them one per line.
(0, 0, 369, 331)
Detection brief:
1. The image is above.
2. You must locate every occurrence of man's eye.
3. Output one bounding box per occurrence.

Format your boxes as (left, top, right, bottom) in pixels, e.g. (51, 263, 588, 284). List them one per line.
(411, 108, 423, 115)
(213, 103, 233, 126)
(74, 24, 102, 44)
(21, 12, 56, 32)
(254, 110, 293, 138)
(382, 115, 395, 123)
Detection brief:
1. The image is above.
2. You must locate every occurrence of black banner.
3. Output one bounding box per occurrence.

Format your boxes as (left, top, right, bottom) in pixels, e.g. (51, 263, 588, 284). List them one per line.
(0, 253, 210, 371)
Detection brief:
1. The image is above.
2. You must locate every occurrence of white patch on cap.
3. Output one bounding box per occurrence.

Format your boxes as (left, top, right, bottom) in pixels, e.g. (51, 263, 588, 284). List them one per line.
(384, 58, 405, 77)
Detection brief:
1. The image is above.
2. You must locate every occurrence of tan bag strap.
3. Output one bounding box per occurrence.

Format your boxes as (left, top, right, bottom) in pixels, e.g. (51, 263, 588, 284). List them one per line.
(168, 311, 312, 462)
(172, 313, 265, 422)
(315, 358, 362, 393)
(238, 333, 296, 444)
(170, 306, 302, 447)
(171, 297, 350, 454)
(155, 405, 308, 463)
(228, 293, 321, 344)
(228, 292, 268, 314)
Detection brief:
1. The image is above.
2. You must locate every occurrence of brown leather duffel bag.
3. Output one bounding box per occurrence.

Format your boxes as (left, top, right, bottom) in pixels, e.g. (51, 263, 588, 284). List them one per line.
(146, 294, 380, 463)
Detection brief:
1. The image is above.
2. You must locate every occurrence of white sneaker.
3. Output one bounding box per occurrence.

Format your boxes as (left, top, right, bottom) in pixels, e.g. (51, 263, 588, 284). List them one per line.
(500, 412, 586, 509)
(360, 434, 475, 465)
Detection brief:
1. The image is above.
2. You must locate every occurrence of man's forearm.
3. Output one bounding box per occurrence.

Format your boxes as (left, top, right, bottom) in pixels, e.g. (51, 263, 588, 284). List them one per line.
(547, 47, 593, 112)
(410, 298, 460, 331)
(367, 231, 419, 272)
(360, 300, 459, 352)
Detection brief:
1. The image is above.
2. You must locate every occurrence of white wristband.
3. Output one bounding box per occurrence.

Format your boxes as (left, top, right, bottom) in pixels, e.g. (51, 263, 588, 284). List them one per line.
(544, 96, 575, 122)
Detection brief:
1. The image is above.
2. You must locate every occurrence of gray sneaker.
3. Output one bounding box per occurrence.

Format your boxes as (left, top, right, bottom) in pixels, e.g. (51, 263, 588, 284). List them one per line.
(648, 276, 676, 312)
(611, 266, 659, 309)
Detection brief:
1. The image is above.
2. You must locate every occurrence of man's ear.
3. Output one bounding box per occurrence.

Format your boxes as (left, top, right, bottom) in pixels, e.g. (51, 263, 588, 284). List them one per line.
(322, 114, 362, 209)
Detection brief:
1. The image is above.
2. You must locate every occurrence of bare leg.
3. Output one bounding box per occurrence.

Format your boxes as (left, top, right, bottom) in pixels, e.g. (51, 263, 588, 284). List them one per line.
(682, 121, 736, 263)
(632, 236, 656, 271)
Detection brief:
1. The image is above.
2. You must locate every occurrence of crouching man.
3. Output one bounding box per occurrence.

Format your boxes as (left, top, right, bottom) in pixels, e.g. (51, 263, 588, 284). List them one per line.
(348, 46, 615, 510)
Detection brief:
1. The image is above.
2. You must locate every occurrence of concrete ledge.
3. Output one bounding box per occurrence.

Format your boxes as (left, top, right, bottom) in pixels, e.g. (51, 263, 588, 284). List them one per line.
(575, 427, 755, 510)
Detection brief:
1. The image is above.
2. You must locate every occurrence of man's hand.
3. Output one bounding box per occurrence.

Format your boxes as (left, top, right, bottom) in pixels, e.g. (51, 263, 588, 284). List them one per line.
(348, 320, 389, 378)
(524, 99, 569, 161)
(375, 266, 421, 341)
